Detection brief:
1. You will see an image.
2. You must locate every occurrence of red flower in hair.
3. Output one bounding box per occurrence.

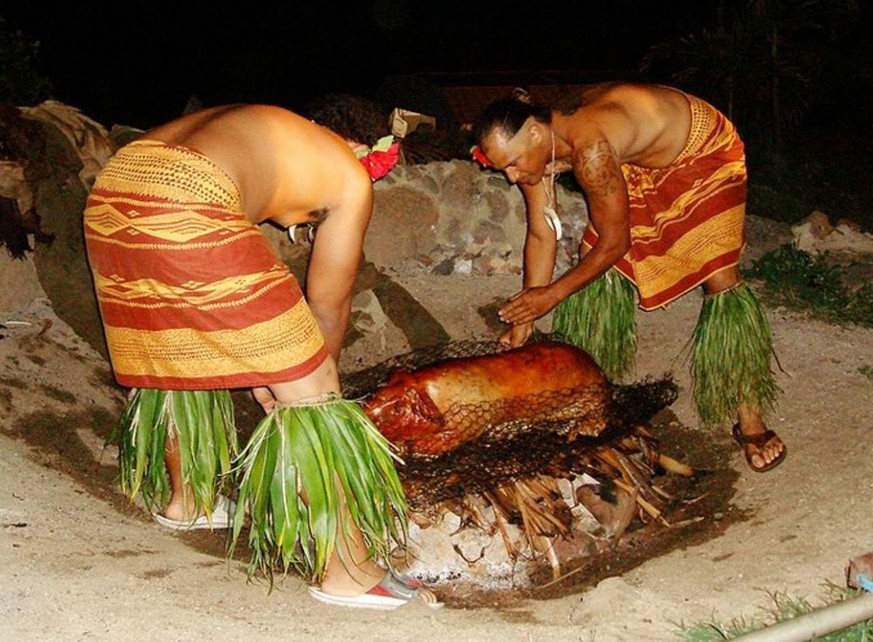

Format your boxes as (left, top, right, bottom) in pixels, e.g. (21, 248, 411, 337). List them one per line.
(471, 145, 492, 168)
(358, 139, 400, 181)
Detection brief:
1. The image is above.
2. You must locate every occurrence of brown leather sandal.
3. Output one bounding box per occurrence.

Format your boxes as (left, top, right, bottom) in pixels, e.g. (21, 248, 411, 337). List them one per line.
(732, 423, 787, 473)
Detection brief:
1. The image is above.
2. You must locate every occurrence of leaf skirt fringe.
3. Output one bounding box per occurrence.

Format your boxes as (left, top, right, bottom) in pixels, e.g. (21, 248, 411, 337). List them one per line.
(111, 388, 238, 517)
(230, 393, 408, 585)
(691, 283, 780, 428)
(552, 268, 638, 382)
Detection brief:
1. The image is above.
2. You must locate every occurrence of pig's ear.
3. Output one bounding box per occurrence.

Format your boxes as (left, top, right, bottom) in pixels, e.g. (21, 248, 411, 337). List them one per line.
(406, 388, 444, 426)
(362, 393, 397, 419)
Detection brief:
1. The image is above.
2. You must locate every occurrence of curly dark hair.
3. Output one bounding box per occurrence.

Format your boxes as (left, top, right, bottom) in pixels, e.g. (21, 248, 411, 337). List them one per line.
(302, 93, 390, 147)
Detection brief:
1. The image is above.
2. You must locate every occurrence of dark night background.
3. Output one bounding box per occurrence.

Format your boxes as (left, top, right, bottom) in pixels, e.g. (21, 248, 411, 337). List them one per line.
(0, 0, 773, 127)
(2, 0, 872, 228)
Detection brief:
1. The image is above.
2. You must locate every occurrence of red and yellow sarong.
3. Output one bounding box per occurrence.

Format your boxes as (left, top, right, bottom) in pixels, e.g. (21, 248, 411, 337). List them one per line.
(83, 140, 328, 390)
(582, 93, 747, 310)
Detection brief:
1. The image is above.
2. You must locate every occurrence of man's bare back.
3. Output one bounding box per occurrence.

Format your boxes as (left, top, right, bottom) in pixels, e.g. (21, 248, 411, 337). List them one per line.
(554, 84, 693, 171)
(143, 104, 371, 226)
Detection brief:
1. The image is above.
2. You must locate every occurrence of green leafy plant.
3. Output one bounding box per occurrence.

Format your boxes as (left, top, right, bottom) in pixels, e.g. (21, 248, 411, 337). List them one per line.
(676, 584, 873, 640)
(230, 394, 408, 587)
(742, 244, 873, 328)
(552, 268, 638, 382)
(692, 283, 778, 429)
(112, 389, 238, 516)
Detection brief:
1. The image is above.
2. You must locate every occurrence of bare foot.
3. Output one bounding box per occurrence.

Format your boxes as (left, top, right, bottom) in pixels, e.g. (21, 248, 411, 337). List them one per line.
(393, 573, 442, 608)
(161, 486, 207, 522)
(318, 558, 386, 596)
(732, 422, 787, 472)
(162, 499, 198, 522)
(309, 571, 443, 610)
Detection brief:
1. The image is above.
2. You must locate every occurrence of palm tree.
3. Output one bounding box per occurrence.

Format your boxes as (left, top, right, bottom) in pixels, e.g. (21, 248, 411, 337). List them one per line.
(639, 0, 859, 148)
(0, 15, 52, 107)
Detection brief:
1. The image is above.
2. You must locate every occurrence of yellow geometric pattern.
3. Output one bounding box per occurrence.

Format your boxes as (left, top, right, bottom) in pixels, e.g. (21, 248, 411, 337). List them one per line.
(93, 266, 292, 311)
(93, 139, 242, 209)
(674, 93, 719, 163)
(585, 92, 747, 310)
(84, 197, 253, 244)
(626, 160, 746, 242)
(631, 204, 745, 301)
(106, 301, 324, 381)
(85, 138, 327, 388)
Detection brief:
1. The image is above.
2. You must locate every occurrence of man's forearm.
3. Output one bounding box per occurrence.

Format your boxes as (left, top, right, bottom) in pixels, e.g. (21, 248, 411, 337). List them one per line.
(550, 242, 623, 301)
(522, 232, 557, 288)
(309, 304, 350, 362)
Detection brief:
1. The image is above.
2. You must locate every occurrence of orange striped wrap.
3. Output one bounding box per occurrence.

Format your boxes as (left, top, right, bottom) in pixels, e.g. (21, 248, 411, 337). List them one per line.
(582, 94, 747, 310)
(83, 140, 328, 390)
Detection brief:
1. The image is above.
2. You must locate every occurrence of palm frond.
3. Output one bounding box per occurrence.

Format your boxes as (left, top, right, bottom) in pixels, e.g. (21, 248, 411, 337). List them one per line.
(230, 394, 408, 586)
(691, 284, 779, 428)
(552, 269, 638, 382)
(110, 389, 238, 516)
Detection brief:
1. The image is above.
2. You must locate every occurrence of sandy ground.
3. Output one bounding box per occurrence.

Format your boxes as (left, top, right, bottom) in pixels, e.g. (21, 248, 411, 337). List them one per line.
(2, 228, 873, 641)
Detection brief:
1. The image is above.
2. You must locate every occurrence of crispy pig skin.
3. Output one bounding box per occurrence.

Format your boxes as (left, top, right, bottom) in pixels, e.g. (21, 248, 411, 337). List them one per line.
(363, 341, 609, 456)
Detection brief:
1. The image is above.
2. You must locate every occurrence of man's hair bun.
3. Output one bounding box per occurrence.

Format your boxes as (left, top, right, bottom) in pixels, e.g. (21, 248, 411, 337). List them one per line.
(511, 87, 532, 104)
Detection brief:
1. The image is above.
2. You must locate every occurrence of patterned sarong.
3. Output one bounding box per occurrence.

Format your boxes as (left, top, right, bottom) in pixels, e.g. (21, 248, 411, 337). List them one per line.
(582, 92, 747, 310)
(83, 140, 328, 390)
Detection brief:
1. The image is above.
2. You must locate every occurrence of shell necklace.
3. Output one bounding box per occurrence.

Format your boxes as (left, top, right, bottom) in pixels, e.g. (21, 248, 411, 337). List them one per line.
(542, 128, 562, 241)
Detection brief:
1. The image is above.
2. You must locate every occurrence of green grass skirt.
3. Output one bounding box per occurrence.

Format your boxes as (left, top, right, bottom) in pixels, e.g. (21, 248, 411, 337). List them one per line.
(112, 389, 238, 519)
(229, 393, 408, 585)
(552, 268, 638, 381)
(691, 283, 779, 428)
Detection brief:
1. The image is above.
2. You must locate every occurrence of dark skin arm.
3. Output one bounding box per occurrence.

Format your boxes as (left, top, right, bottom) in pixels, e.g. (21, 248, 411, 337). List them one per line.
(498, 138, 631, 331)
(499, 180, 557, 345)
(305, 177, 373, 360)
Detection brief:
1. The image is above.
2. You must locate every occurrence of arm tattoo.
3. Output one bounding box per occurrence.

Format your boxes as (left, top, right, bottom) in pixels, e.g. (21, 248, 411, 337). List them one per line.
(576, 140, 622, 198)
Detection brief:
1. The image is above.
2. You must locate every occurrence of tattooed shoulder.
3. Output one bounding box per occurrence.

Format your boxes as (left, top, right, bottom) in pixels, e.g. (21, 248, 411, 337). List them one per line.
(576, 140, 622, 198)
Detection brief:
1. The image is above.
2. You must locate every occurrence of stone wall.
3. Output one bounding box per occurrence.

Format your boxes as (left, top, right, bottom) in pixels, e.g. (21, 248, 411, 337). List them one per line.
(368, 160, 589, 277)
(259, 159, 590, 356)
(261, 159, 590, 279)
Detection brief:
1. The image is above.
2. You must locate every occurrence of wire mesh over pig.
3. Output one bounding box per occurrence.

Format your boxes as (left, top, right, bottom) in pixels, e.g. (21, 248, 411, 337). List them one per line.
(347, 337, 678, 508)
(362, 341, 612, 457)
(346, 336, 683, 581)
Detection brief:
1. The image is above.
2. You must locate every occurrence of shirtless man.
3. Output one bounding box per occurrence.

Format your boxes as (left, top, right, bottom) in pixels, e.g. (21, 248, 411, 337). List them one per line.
(472, 83, 786, 473)
(84, 103, 437, 608)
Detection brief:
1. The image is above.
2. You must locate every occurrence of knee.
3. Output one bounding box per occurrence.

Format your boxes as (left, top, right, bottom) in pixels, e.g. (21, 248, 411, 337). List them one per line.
(702, 267, 740, 295)
(252, 386, 276, 412)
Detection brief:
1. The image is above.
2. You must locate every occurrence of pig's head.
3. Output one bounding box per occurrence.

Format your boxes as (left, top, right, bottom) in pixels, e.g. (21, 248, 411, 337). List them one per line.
(362, 371, 444, 443)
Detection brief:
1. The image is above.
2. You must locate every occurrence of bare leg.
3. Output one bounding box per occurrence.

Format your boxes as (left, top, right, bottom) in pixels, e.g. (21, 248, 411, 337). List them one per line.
(125, 388, 198, 522)
(317, 495, 438, 605)
(153, 360, 400, 584)
(161, 431, 197, 522)
(263, 357, 438, 604)
(736, 402, 786, 470)
(702, 268, 786, 470)
(267, 358, 394, 594)
(318, 490, 390, 595)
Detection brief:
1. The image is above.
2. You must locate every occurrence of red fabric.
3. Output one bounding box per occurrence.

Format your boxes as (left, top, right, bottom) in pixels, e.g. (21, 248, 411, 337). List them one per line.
(582, 95, 747, 310)
(83, 140, 328, 390)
